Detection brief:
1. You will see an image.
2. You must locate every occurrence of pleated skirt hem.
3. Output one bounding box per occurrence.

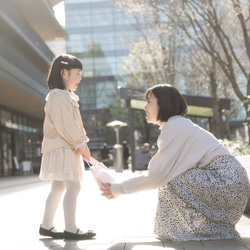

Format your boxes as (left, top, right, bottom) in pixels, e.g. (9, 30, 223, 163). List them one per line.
(39, 145, 85, 182)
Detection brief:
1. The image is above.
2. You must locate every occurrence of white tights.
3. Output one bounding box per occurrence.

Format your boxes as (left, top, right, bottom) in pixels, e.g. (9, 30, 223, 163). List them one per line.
(41, 180, 81, 233)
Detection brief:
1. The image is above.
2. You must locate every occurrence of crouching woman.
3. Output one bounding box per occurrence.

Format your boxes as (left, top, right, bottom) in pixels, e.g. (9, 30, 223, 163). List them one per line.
(101, 84, 250, 241)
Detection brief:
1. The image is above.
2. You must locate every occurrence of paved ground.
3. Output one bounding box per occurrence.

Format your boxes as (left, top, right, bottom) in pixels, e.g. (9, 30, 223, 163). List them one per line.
(0, 169, 249, 250)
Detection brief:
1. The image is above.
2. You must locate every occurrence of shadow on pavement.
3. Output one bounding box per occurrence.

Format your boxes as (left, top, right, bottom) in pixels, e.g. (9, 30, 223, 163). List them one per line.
(40, 238, 86, 250)
(107, 241, 164, 250)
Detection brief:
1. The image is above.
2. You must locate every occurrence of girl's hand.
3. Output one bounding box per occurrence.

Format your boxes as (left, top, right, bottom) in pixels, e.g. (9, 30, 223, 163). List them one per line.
(100, 182, 115, 199)
(78, 143, 91, 160)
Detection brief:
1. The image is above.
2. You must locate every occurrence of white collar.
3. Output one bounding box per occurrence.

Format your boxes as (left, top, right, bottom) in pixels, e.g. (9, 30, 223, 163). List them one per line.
(45, 88, 79, 103)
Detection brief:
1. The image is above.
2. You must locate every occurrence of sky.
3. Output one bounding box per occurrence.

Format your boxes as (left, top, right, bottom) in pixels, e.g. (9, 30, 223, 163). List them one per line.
(53, 1, 65, 27)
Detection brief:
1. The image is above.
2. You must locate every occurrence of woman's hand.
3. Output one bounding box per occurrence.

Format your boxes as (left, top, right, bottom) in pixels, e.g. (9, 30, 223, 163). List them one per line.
(100, 182, 115, 199)
(78, 143, 91, 160)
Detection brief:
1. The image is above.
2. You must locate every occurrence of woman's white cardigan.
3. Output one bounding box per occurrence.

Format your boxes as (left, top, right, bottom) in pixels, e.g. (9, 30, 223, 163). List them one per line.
(111, 116, 230, 196)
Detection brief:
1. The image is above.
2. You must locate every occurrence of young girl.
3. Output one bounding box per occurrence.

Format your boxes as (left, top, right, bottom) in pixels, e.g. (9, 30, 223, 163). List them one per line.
(101, 84, 250, 241)
(39, 54, 96, 240)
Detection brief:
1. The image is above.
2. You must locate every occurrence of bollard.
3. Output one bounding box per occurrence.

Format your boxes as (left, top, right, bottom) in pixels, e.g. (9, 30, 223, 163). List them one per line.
(113, 144, 124, 172)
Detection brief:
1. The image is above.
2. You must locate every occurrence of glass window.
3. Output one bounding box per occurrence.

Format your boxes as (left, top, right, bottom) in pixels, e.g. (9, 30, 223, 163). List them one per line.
(92, 14, 113, 26)
(94, 57, 110, 64)
(101, 43, 116, 51)
(83, 58, 94, 65)
(90, 6, 114, 13)
(66, 15, 92, 28)
(90, 0, 112, 3)
(91, 25, 114, 33)
(0, 110, 11, 127)
(83, 65, 95, 72)
(84, 71, 94, 77)
(0, 106, 43, 176)
(66, 0, 89, 3)
(115, 12, 137, 25)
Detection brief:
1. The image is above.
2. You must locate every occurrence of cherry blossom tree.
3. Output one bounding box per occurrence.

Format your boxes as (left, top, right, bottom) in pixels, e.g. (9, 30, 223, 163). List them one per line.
(116, 0, 250, 142)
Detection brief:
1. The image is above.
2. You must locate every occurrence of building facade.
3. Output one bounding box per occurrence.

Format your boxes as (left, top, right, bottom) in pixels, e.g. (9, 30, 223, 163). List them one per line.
(0, 0, 66, 176)
(64, 0, 248, 160)
(64, 0, 139, 146)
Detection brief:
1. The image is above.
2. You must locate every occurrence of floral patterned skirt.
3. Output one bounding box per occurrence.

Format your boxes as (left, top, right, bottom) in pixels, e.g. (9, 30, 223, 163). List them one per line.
(154, 155, 250, 241)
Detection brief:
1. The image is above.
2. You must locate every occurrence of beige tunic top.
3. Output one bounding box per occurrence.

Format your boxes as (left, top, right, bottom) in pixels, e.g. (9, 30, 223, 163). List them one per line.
(41, 89, 89, 154)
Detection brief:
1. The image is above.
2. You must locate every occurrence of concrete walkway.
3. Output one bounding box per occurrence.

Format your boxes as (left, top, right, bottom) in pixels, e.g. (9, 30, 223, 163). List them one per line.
(0, 167, 250, 250)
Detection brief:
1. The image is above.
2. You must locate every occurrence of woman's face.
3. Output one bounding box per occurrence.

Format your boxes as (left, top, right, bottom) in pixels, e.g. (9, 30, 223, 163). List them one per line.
(62, 68, 82, 91)
(144, 91, 161, 125)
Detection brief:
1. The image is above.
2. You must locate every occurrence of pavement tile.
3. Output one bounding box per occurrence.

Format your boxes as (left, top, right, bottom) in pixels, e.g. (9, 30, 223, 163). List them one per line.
(77, 240, 117, 249)
(78, 237, 113, 245)
(52, 242, 85, 250)
(161, 240, 184, 250)
(193, 246, 248, 250)
(241, 238, 250, 250)
(104, 243, 127, 250)
(112, 236, 160, 243)
(161, 239, 204, 249)
(162, 247, 184, 250)
(181, 247, 206, 250)
(39, 239, 68, 249)
(40, 239, 108, 250)
(124, 242, 164, 250)
(79, 242, 126, 250)
(110, 237, 163, 249)
(1, 172, 250, 250)
(177, 240, 205, 247)
(201, 238, 249, 250)
(240, 237, 250, 242)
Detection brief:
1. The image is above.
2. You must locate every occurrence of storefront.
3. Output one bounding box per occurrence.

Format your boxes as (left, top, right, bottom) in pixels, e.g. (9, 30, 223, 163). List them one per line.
(0, 106, 43, 176)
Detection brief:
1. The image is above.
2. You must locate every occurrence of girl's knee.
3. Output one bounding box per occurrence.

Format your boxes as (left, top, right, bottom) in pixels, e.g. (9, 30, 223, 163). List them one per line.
(73, 182, 81, 194)
(64, 181, 81, 195)
(51, 181, 66, 194)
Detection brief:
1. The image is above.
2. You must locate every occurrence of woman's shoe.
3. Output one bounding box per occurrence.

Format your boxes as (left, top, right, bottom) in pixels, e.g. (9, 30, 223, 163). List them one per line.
(64, 229, 96, 240)
(39, 226, 64, 239)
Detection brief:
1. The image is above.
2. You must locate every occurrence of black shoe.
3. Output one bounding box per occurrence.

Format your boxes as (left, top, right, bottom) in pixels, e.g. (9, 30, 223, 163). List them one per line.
(39, 226, 64, 239)
(64, 229, 96, 240)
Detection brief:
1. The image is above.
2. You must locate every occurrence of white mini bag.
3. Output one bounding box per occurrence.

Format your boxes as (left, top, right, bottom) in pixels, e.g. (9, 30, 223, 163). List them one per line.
(88, 157, 116, 188)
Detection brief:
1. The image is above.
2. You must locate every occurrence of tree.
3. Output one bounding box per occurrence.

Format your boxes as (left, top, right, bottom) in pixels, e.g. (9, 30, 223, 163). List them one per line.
(116, 0, 232, 138)
(121, 39, 173, 88)
(180, 39, 224, 138)
(116, 0, 182, 87)
(116, 0, 250, 141)
(161, 0, 250, 143)
(99, 96, 129, 145)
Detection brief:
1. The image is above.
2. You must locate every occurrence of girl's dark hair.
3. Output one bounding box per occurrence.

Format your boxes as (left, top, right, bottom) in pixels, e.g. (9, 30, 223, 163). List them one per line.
(145, 84, 187, 122)
(47, 54, 83, 90)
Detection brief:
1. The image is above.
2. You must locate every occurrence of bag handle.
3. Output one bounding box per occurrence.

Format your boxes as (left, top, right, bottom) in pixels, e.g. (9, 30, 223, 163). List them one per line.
(83, 156, 100, 166)
(88, 156, 100, 165)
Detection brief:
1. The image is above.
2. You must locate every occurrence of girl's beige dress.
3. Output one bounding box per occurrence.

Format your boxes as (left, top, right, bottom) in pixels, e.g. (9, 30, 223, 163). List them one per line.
(39, 89, 89, 182)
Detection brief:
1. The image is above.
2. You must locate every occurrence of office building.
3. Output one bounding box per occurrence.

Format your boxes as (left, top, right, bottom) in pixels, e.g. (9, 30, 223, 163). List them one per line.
(64, 0, 139, 145)
(0, 0, 66, 176)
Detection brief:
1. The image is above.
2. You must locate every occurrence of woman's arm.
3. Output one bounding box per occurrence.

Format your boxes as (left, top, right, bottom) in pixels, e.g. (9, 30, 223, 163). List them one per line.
(108, 118, 203, 197)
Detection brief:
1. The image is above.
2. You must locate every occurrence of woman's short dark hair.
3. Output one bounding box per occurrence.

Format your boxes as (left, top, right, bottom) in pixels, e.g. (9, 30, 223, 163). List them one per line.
(145, 84, 187, 122)
(47, 54, 83, 90)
